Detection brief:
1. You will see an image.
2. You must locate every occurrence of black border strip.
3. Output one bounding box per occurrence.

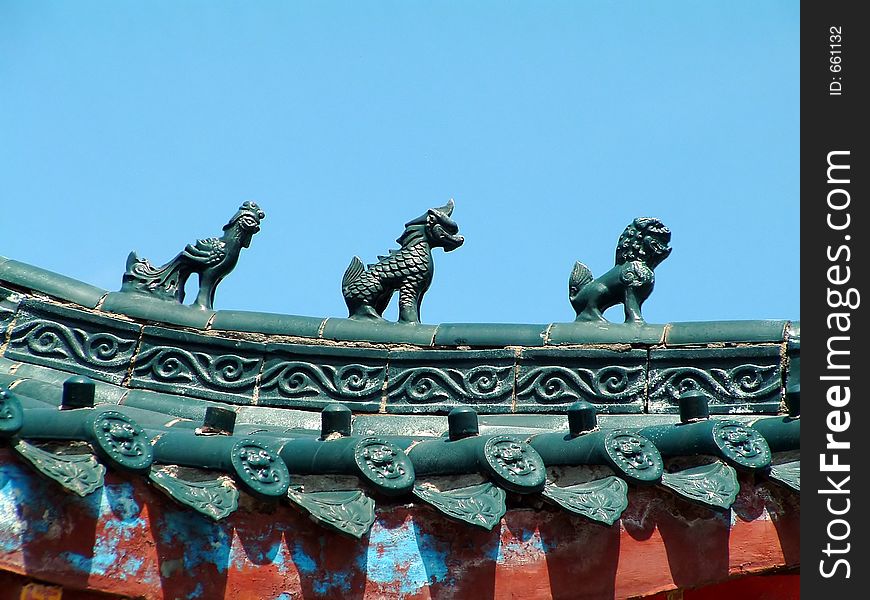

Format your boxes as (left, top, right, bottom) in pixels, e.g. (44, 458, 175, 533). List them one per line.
(802, 0, 867, 594)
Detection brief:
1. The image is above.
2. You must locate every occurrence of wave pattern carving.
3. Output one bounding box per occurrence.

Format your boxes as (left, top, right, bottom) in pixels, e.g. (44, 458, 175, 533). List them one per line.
(387, 365, 514, 404)
(133, 346, 260, 390)
(259, 361, 385, 400)
(9, 320, 136, 369)
(517, 365, 644, 404)
(649, 364, 780, 404)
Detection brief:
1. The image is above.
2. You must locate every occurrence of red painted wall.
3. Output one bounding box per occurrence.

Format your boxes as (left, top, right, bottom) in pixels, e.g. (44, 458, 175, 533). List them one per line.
(0, 450, 799, 600)
(645, 572, 799, 599)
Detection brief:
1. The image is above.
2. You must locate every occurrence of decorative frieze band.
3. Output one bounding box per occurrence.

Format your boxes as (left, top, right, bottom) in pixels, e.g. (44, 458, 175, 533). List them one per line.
(648, 346, 782, 414)
(1, 300, 787, 415)
(4, 301, 140, 385)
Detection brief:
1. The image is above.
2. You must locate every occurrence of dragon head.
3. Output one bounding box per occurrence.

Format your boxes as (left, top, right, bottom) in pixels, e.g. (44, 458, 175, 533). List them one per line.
(615, 217, 672, 268)
(223, 201, 266, 248)
(398, 199, 464, 251)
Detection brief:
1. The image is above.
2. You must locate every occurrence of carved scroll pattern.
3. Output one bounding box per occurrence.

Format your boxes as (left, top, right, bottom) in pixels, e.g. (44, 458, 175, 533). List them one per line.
(259, 361, 385, 400)
(516, 365, 645, 404)
(649, 364, 781, 404)
(133, 346, 260, 390)
(8, 319, 137, 369)
(388, 365, 514, 404)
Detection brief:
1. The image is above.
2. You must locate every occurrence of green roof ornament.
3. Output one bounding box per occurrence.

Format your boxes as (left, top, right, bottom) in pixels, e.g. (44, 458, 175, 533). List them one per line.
(569, 217, 672, 323)
(0, 387, 24, 435)
(120, 201, 265, 310)
(13, 439, 106, 497)
(342, 199, 464, 323)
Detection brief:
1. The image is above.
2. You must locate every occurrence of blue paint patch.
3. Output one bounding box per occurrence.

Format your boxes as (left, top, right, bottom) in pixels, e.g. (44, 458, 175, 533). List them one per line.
(276, 594, 293, 600)
(312, 570, 353, 596)
(289, 541, 356, 595)
(125, 556, 144, 574)
(366, 521, 430, 595)
(59, 551, 92, 574)
(158, 509, 232, 573)
(270, 540, 288, 573)
(0, 476, 25, 553)
(189, 582, 204, 599)
(78, 489, 151, 579)
(290, 542, 317, 574)
(104, 481, 142, 520)
(412, 523, 450, 587)
(90, 548, 117, 576)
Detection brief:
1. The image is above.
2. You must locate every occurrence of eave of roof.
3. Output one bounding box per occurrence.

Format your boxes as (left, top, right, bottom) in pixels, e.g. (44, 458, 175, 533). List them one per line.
(0, 257, 800, 536)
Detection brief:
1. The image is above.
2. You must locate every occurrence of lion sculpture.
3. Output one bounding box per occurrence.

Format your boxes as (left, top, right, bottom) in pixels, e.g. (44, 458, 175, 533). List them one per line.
(342, 200, 464, 323)
(569, 217, 672, 323)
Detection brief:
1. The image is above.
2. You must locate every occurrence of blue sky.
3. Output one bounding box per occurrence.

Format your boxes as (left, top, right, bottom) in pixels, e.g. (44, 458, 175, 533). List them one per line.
(0, 1, 799, 325)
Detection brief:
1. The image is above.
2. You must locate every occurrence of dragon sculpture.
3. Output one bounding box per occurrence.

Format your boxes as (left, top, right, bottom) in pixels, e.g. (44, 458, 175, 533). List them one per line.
(342, 200, 464, 323)
(120, 201, 265, 310)
(569, 217, 671, 323)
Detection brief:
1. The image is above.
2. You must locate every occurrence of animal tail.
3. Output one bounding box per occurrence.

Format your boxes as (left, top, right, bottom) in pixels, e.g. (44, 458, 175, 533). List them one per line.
(342, 256, 366, 292)
(568, 261, 593, 300)
(125, 251, 140, 272)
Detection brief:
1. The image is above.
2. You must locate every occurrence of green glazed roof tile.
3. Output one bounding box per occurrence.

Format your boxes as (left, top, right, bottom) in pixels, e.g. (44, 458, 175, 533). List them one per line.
(0, 258, 107, 308)
(121, 388, 216, 421)
(0, 371, 25, 390)
(101, 291, 215, 329)
(9, 390, 55, 410)
(0, 360, 127, 405)
(787, 320, 800, 350)
(117, 404, 199, 430)
(665, 320, 789, 345)
(0, 286, 20, 335)
(235, 405, 322, 430)
(433, 323, 548, 347)
(546, 321, 666, 345)
(2, 378, 68, 406)
(211, 310, 325, 337)
(321, 317, 438, 346)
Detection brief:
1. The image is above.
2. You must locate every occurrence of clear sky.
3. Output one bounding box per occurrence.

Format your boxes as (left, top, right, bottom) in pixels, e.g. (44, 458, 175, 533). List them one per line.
(0, 1, 799, 325)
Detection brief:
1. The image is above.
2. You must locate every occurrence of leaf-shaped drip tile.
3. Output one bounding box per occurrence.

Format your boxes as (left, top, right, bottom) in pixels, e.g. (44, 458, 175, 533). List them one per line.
(542, 476, 628, 525)
(286, 489, 376, 539)
(661, 461, 738, 510)
(413, 482, 506, 530)
(13, 440, 105, 497)
(149, 467, 239, 520)
(769, 460, 800, 492)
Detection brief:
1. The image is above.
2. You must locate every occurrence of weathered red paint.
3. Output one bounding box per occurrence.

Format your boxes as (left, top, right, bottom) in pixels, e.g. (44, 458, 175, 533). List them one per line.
(0, 570, 123, 600)
(0, 450, 799, 600)
(644, 572, 799, 599)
